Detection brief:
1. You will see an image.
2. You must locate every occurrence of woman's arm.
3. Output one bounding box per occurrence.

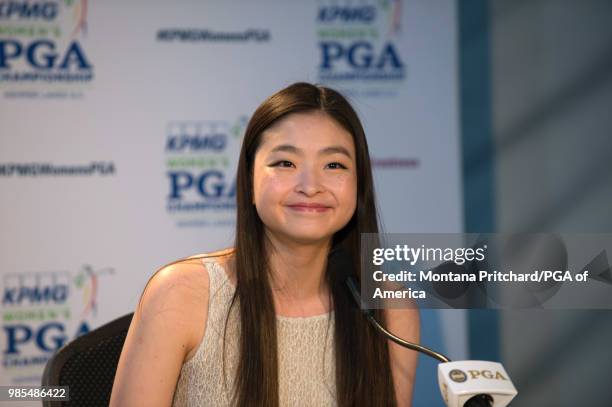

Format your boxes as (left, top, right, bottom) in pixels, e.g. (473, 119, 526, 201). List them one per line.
(109, 260, 210, 407)
(386, 307, 420, 407)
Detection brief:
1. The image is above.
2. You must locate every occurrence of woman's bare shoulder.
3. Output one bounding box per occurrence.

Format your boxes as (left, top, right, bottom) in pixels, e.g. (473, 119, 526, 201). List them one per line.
(184, 247, 237, 285)
(111, 250, 233, 406)
(136, 261, 207, 347)
(142, 249, 233, 303)
(136, 249, 235, 349)
(185, 247, 235, 261)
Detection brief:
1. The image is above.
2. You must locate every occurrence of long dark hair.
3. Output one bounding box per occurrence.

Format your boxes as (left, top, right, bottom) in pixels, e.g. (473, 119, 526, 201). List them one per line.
(230, 82, 396, 406)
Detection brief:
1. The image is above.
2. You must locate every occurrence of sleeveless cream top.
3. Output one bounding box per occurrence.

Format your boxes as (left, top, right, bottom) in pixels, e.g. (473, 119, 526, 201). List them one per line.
(172, 258, 337, 406)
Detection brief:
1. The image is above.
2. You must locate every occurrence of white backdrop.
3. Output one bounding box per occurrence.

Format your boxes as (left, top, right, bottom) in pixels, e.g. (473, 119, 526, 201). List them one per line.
(0, 0, 464, 400)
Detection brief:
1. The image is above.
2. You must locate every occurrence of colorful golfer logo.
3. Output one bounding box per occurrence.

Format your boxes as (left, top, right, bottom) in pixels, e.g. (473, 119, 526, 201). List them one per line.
(66, 0, 88, 38)
(74, 265, 114, 319)
(379, 0, 403, 36)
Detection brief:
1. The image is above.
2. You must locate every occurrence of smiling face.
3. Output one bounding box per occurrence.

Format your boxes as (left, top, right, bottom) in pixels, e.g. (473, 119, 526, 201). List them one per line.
(252, 110, 357, 246)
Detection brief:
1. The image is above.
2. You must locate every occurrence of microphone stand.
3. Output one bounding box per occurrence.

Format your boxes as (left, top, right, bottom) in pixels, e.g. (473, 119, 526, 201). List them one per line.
(346, 276, 450, 363)
(346, 276, 494, 407)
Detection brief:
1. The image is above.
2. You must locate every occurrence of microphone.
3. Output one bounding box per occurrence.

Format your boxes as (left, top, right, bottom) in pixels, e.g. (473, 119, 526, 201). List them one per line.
(328, 248, 518, 407)
(437, 361, 517, 407)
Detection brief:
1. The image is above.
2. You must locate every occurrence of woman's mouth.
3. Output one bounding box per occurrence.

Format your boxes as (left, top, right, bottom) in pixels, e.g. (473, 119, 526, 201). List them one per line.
(286, 203, 331, 213)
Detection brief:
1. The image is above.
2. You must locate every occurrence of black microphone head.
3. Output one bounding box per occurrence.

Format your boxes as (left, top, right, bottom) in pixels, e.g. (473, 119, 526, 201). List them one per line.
(464, 394, 494, 407)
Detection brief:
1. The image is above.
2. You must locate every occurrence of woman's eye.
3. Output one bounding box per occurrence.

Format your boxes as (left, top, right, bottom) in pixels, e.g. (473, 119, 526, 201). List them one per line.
(326, 162, 347, 169)
(271, 160, 294, 168)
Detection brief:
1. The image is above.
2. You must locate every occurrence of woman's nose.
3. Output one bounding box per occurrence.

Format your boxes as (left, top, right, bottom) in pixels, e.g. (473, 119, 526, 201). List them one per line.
(295, 166, 324, 196)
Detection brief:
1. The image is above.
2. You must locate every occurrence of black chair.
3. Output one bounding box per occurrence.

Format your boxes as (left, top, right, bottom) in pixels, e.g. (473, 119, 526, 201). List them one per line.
(41, 313, 134, 407)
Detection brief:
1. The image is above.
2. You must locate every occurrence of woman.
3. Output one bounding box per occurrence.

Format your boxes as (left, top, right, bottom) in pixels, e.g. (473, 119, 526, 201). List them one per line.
(110, 82, 419, 406)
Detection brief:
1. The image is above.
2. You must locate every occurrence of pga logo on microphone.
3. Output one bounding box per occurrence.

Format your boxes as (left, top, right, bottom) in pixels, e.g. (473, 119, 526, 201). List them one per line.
(438, 361, 517, 407)
(448, 368, 509, 383)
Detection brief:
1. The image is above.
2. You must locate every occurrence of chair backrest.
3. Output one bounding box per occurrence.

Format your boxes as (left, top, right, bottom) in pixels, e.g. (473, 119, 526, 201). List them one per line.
(41, 313, 134, 407)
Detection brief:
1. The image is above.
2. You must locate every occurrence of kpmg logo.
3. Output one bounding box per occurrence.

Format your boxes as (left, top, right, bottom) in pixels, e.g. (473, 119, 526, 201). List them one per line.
(2, 265, 113, 373)
(166, 131, 227, 153)
(2, 272, 70, 307)
(0, 1, 59, 20)
(165, 118, 246, 227)
(317, 5, 377, 23)
(316, 0, 405, 83)
(0, 0, 93, 86)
